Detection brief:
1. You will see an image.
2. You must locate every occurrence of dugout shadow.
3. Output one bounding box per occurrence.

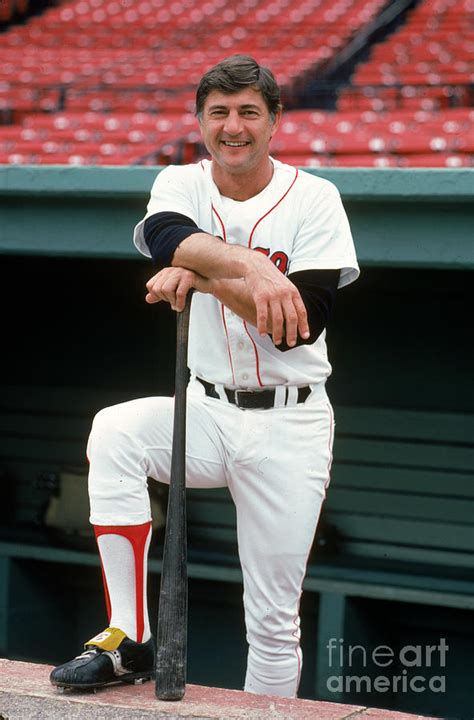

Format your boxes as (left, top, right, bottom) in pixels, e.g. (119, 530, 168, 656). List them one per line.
(1, 255, 472, 717)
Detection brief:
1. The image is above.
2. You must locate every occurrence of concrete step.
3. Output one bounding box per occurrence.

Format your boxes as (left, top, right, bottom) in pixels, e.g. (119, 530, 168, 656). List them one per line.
(0, 659, 442, 720)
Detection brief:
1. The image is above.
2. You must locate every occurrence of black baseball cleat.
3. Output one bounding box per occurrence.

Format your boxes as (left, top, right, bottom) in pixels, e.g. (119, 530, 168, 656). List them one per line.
(50, 627, 155, 690)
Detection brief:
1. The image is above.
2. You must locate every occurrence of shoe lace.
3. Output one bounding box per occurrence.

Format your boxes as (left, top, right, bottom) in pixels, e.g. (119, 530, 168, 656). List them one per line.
(75, 647, 100, 660)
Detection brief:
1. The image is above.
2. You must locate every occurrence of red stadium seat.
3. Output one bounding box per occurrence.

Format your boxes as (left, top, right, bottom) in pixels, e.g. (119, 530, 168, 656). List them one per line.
(0, 0, 471, 168)
(398, 154, 473, 168)
(330, 154, 398, 167)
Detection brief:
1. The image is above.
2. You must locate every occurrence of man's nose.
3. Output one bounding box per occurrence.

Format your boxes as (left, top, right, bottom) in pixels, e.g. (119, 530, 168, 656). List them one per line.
(223, 111, 243, 135)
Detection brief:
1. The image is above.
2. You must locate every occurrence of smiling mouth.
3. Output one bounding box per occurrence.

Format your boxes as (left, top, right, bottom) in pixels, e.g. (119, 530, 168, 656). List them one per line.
(221, 141, 250, 147)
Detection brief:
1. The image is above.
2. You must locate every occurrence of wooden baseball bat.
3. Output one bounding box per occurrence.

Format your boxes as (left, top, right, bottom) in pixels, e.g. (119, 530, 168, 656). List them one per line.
(155, 291, 193, 701)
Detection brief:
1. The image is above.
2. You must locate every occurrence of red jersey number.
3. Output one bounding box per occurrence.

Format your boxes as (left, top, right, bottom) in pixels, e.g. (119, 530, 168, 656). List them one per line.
(254, 247, 289, 275)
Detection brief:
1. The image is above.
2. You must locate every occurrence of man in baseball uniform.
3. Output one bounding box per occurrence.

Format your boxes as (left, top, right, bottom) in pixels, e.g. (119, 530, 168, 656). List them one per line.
(50, 54, 359, 697)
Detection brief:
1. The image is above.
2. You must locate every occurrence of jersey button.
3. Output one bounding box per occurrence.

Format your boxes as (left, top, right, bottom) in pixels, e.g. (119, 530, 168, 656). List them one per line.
(238, 342, 244, 350)
(242, 373, 249, 381)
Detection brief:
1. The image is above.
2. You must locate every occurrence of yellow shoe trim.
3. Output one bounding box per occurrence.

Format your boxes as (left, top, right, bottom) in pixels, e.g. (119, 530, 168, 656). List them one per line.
(86, 627, 127, 652)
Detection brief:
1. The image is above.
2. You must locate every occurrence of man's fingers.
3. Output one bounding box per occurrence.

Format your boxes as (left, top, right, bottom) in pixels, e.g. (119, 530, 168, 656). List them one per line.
(145, 273, 166, 303)
(145, 277, 165, 303)
(269, 300, 284, 345)
(146, 272, 163, 295)
(173, 282, 190, 312)
(251, 282, 309, 348)
(145, 292, 162, 304)
(145, 269, 196, 311)
(254, 295, 270, 337)
(273, 292, 308, 348)
(281, 299, 298, 347)
(293, 293, 310, 341)
(145, 273, 158, 291)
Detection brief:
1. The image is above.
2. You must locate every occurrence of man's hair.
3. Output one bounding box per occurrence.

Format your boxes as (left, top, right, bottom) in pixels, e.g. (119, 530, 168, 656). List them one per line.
(195, 54, 282, 120)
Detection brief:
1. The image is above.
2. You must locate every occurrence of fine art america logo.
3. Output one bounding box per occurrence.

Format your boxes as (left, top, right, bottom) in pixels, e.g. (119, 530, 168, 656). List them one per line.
(326, 638, 449, 694)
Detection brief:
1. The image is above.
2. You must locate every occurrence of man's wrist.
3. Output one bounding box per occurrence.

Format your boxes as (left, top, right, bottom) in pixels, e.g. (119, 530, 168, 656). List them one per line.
(205, 277, 228, 299)
(192, 273, 212, 294)
(228, 244, 263, 279)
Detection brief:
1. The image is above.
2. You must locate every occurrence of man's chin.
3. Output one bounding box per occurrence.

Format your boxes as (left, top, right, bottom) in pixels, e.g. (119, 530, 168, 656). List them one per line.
(213, 154, 255, 174)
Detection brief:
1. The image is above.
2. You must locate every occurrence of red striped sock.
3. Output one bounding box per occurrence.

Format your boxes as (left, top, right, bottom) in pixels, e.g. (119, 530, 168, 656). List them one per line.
(94, 522, 152, 643)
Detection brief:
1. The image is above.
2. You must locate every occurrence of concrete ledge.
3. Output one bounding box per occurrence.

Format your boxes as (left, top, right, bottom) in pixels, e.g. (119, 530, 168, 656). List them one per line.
(0, 659, 442, 720)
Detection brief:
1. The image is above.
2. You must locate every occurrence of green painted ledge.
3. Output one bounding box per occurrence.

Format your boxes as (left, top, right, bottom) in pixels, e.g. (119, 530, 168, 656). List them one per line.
(0, 165, 473, 199)
(1, 165, 473, 267)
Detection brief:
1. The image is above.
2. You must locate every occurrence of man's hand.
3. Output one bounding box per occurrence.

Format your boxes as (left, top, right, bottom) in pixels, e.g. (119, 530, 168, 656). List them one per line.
(243, 253, 309, 347)
(146, 267, 208, 312)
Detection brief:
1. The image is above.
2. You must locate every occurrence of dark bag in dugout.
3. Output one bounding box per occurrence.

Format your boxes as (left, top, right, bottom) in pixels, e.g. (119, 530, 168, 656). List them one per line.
(43, 470, 166, 551)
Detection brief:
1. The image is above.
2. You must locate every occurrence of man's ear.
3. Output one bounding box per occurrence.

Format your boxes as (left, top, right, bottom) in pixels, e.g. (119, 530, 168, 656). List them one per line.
(270, 109, 282, 138)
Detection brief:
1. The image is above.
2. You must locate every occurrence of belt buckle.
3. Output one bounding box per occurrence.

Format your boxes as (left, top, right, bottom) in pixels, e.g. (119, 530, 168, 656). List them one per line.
(234, 390, 247, 409)
(234, 389, 275, 410)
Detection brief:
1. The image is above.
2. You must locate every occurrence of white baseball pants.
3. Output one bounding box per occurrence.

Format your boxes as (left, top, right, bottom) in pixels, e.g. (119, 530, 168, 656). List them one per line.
(87, 377, 334, 698)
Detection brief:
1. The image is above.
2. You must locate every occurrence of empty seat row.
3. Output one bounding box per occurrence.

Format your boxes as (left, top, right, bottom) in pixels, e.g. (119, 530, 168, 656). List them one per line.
(2, 151, 471, 168)
(340, 0, 473, 115)
(2, 107, 471, 167)
(273, 153, 472, 167)
(20, 111, 198, 132)
(337, 84, 472, 112)
(271, 134, 474, 155)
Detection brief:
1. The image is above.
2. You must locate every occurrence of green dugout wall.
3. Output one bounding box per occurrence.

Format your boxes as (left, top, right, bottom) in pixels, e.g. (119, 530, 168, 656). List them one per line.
(1, 166, 472, 266)
(0, 166, 473, 719)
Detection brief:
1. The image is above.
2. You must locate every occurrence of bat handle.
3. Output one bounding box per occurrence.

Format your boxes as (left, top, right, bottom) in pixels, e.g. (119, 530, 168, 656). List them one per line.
(176, 290, 193, 368)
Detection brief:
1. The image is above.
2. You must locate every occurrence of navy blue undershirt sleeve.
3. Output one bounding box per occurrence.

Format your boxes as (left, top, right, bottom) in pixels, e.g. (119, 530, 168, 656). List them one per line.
(274, 269, 341, 352)
(144, 211, 207, 267)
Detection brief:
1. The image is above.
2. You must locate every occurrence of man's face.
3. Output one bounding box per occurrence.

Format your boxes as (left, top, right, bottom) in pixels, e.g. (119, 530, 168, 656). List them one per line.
(199, 87, 281, 177)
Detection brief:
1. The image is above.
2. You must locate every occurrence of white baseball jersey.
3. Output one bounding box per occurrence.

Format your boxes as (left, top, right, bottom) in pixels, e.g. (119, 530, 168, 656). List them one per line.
(89, 158, 360, 699)
(133, 158, 359, 389)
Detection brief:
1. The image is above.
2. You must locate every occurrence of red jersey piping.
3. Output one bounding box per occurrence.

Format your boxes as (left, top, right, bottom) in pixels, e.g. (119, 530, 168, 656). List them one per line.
(248, 167, 299, 248)
(245, 167, 299, 384)
(210, 166, 300, 388)
(212, 204, 236, 385)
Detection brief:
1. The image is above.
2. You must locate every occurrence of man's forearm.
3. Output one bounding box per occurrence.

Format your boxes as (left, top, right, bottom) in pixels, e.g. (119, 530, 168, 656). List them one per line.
(172, 232, 258, 280)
